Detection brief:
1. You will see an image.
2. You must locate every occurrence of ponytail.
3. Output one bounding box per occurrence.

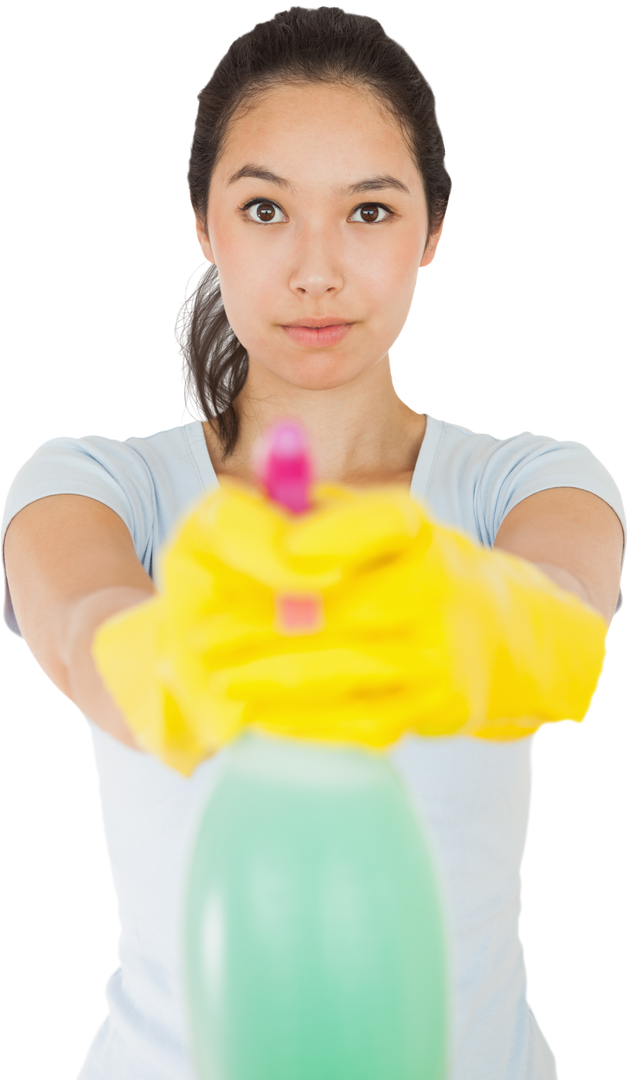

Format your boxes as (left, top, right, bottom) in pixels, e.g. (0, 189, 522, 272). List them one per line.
(178, 265, 248, 457)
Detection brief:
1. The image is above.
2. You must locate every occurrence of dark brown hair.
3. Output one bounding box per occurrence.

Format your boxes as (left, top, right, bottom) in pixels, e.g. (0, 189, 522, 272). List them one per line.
(179, 6, 451, 456)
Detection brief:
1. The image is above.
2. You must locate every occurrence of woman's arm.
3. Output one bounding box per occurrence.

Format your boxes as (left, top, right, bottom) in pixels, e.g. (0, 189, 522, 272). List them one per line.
(50, 583, 154, 749)
(494, 487, 624, 624)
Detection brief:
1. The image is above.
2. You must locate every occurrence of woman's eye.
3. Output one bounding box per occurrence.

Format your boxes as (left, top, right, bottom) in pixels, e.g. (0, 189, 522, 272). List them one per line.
(348, 204, 391, 225)
(242, 201, 287, 224)
(241, 203, 391, 226)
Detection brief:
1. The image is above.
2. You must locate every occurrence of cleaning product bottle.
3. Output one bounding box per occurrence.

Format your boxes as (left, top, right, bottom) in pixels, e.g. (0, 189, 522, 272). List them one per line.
(183, 423, 449, 1080)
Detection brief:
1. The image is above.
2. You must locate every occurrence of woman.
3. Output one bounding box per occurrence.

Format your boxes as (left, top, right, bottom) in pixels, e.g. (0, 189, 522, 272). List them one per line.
(2, 7, 624, 1079)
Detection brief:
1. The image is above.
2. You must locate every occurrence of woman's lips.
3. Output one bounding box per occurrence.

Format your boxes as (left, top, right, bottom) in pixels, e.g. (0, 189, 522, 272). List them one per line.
(281, 323, 353, 347)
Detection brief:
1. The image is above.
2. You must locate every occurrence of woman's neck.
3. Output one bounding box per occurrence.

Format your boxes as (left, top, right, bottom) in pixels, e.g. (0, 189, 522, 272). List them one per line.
(202, 406, 425, 494)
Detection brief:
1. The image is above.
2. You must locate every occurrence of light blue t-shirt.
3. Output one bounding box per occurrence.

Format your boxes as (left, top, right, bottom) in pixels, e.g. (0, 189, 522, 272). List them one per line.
(2, 416, 625, 1080)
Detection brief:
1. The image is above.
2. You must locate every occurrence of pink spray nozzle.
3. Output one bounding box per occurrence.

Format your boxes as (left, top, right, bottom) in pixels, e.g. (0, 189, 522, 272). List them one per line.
(256, 421, 313, 514)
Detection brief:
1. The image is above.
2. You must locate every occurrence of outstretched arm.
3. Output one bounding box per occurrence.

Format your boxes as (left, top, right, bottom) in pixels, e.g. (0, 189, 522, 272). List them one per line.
(494, 487, 623, 624)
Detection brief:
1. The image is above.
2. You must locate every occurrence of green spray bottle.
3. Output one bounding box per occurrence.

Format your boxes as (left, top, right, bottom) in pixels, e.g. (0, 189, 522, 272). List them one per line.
(184, 423, 449, 1080)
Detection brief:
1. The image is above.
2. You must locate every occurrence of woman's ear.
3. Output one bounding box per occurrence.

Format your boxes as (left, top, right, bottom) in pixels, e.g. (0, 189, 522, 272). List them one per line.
(195, 215, 215, 264)
(419, 222, 444, 268)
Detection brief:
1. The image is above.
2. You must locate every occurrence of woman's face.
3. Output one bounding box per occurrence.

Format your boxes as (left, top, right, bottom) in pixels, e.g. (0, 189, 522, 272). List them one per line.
(199, 81, 441, 393)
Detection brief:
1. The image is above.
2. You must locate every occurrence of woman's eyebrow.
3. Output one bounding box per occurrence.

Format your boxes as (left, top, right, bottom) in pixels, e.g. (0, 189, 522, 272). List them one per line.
(227, 166, 411, 197)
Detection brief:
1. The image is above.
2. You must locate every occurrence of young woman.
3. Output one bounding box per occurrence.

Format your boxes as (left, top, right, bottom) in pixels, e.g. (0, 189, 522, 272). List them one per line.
(2, 7, 624, 1080)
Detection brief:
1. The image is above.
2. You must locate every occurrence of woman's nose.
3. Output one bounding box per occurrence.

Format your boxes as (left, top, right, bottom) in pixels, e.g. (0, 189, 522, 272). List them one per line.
(288, 226, 344, 297)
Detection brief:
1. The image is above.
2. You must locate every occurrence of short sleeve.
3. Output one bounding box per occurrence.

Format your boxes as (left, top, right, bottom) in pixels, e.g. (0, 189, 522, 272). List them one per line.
(0, 432, 156, 639)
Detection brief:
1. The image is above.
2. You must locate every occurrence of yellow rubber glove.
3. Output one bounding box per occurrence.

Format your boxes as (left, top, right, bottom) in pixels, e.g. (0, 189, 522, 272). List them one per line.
(93, 481, 607, 775)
